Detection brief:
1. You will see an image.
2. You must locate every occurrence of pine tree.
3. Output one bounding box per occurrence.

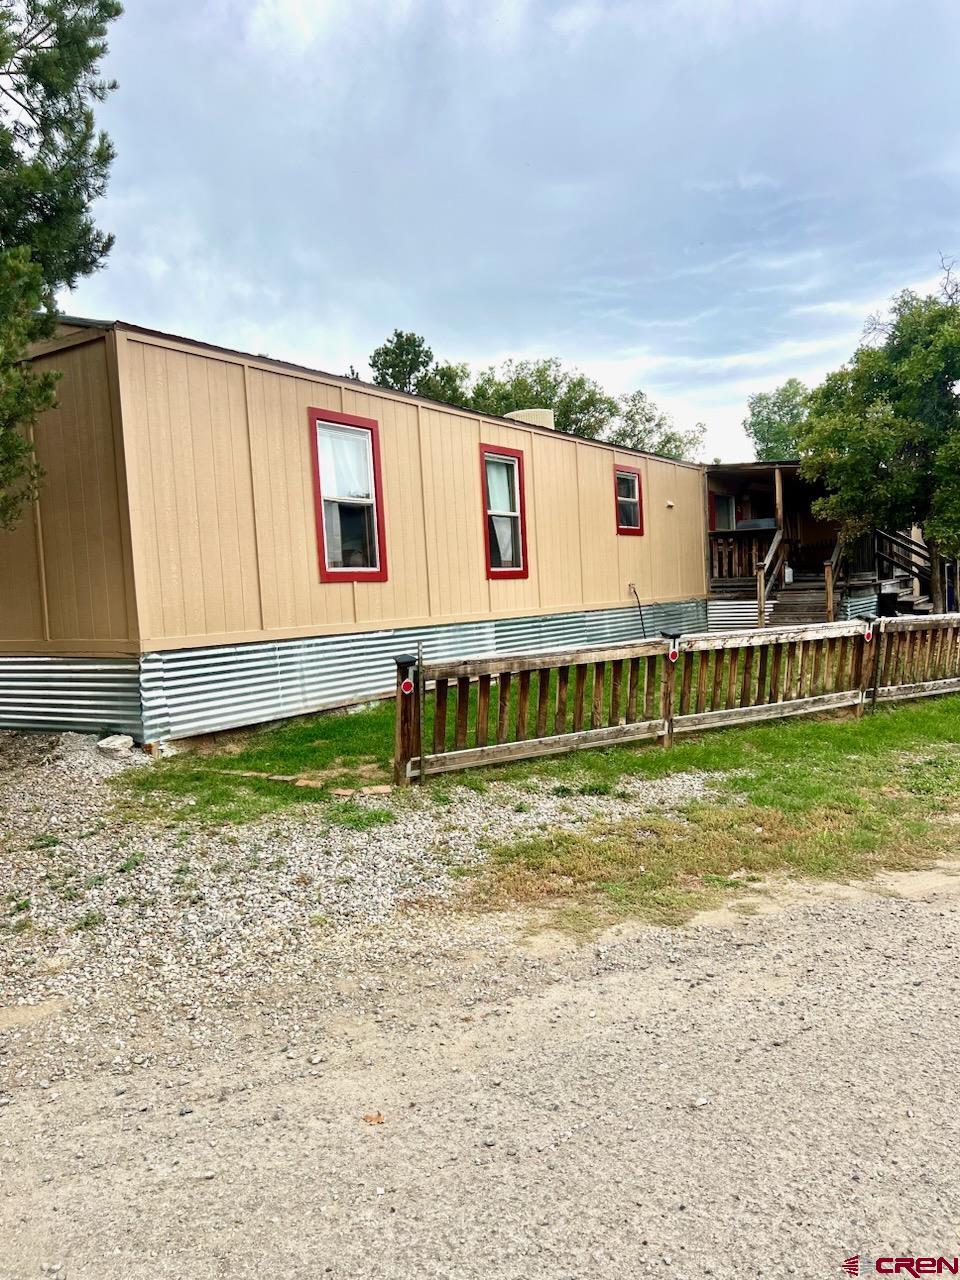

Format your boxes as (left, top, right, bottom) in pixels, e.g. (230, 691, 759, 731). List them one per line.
(0, 0, 122, 529)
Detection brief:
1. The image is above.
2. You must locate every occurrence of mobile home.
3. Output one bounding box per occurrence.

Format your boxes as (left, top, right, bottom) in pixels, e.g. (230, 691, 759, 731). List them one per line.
(0, 320, 709, 740)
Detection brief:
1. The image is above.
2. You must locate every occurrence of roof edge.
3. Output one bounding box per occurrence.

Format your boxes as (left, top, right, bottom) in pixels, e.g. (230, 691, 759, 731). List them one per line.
(45, 315, 704, 470)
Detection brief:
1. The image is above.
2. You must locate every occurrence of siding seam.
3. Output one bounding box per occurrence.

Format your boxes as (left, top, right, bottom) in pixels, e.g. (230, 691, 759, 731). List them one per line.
(240, 363, 266, 632)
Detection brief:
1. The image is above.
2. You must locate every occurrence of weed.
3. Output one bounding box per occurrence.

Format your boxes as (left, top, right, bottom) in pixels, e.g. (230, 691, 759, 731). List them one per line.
(325, 801, 393, 831)
(72, 910, 104, 932)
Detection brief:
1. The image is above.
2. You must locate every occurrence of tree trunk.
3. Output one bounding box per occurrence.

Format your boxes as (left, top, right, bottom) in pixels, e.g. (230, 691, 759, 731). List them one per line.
(928, 538, 945, 613)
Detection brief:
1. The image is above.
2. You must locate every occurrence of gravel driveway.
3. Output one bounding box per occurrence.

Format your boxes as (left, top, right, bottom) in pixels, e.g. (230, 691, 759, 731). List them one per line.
(3, 731, 960, 1278)
(3, 875, 960, 1280)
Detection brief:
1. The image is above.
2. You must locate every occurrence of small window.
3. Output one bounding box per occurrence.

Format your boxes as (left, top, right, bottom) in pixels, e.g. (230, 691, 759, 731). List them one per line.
(614, 466, 644, 536)
(309, 409, 387, 583)
(480, 444, 528, 579)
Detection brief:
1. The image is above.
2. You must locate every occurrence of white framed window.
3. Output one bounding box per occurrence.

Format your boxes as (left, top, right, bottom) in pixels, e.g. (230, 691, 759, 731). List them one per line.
(480, 444, 528, 578)
(614, 466, 644, 536)
(311, 411, 388, 582)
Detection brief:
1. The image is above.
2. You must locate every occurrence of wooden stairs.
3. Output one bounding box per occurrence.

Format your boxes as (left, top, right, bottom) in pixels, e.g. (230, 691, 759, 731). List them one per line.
(769, 577, 830, 625)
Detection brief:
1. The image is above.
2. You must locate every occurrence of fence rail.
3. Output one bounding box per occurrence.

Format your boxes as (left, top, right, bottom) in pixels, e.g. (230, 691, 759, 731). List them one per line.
(393, 614, 960, 784)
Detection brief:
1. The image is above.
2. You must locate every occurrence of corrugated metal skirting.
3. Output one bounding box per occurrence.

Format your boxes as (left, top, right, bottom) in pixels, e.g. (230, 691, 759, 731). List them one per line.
(0, 656, 142, 735)
(139, 600, 707, 740)
(707, 599, 773, 631)
(842, 590, 879, 621)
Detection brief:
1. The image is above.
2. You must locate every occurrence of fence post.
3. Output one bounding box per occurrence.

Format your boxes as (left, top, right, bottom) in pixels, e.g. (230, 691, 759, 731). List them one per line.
(394, 653, 421, 786)
(660, 632, 680, 748)
(756, 563, 766, 627)
(867, 616, 884, 712)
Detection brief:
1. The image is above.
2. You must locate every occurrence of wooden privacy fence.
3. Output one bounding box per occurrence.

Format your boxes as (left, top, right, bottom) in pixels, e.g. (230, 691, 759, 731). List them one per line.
(393, 614, 960, 784)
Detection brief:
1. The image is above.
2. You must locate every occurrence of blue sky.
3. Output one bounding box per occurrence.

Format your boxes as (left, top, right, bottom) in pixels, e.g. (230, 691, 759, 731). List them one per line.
(68, 0, 960, 458)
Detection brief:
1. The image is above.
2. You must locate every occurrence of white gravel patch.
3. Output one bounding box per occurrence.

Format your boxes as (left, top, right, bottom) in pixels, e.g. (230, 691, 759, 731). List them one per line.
(0, 729, 715, 1021)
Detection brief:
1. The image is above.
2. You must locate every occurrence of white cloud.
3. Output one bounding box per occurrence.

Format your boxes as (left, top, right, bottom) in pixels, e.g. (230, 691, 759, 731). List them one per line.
(245, 0, 418, 54)
(67, 0, 960, 470)
(684, 171, 780, 195)
(550, 1, 602, 41)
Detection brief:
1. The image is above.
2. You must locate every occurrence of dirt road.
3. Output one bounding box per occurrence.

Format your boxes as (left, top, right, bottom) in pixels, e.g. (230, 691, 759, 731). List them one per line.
(3, 871, 959, 1280)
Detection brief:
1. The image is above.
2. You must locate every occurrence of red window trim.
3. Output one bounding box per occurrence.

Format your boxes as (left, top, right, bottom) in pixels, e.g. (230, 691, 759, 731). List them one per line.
(614, 465, 644, 537)
(308, 406, 388, 584)
(479, 443, 529, 581)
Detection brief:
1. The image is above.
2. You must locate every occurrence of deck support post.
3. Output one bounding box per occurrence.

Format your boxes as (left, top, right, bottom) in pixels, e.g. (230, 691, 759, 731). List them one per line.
(824, 560, 835, 623)
(774, 465, 784, 531)
(756, 563, 766, 627)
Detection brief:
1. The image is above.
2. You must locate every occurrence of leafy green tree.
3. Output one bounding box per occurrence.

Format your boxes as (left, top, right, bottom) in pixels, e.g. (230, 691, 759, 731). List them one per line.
(742, 377, 808, 461)
(366, 331, 705, 461)
(414, 360, 471, 408)
(801, 281, 960, 611)
(469, 357, 618, 439)
(608, 389, 705, 461)
(369, 329, 434, 394)
(0, 0, 122, 530)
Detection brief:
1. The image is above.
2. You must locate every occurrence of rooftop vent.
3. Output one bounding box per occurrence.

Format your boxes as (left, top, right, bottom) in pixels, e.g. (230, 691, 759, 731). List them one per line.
(504, 408, 555, 430)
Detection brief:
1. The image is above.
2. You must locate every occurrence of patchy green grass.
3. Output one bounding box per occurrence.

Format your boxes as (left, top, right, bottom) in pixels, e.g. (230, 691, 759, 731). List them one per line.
(115, 682, 960, 940)
(118, 702, 398, 825)
(467, 695, 960, 927)
(122, 664, 660, 826)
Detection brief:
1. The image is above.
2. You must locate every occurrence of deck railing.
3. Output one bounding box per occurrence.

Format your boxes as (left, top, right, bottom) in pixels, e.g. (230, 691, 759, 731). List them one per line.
(709, 529, 775, 581)
(755, 529, 785, 624)
(393, 614, 960, 783)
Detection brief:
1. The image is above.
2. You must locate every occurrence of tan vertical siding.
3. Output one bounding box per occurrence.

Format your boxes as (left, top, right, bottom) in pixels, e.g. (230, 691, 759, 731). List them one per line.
(0, 337, 134, 654)
(246, 369, 353, 630)
(0, 503, 45, 641)
(532, 429, 583, 608)
(419, 407, 487, 621)
(120, 339, 262, 643)
(111, 331, 707, 650)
